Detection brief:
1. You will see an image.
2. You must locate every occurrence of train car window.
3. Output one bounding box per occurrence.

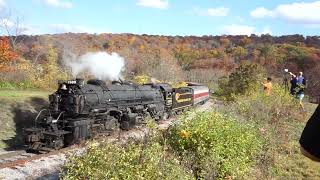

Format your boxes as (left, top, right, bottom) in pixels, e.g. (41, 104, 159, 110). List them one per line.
(178, 87, 192, 93)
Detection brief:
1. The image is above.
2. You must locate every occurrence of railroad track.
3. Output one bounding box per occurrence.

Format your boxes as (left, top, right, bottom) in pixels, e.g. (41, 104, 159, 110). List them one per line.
(0, 121, 168, 169)
(0, 150, 33, 164)
(0, 145, 81, 169)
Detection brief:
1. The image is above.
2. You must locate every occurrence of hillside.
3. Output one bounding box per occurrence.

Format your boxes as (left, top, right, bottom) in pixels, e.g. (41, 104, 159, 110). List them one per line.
(0, 90, 49, 148)
(1, 33, 320, 97)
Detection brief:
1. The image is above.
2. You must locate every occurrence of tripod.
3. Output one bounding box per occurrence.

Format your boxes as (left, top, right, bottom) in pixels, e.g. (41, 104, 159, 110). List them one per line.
(282, 74, 289, 92)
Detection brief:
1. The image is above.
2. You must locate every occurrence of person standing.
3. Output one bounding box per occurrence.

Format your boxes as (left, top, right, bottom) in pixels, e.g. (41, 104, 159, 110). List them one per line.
(289, 71, 305, 110)
(290, 75, 297, 96)
(262, 77, 272, 96)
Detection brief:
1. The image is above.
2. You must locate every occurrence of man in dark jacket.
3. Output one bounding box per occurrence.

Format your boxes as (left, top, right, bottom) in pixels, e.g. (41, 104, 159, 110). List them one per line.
(289, 71, 305, 110)
(290, 75, 297, 96)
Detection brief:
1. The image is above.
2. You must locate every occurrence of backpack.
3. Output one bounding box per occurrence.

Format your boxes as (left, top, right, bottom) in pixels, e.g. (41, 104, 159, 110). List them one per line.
(294, 76, 306, 94)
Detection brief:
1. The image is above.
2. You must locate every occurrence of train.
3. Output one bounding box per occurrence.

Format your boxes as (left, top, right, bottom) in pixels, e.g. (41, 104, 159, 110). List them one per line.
(24, 79, 210, 151)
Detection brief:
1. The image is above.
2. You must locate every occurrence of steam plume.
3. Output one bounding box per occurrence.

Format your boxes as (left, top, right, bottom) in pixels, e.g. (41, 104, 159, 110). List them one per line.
(66, 52, 125, 80)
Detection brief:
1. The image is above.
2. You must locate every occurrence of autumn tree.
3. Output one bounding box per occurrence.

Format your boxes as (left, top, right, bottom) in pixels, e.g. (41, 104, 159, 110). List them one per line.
(231, 46, 248, 62)
(218, 62, 266, 100)
(239, 37, 252, 47)
(174, 49, 198, 70)
(138, 48, 183, 82)
(0, 37, 18, 72)
(40, 46, 68, 89)
(219, 37, 230, 48)
(259, 45, 284, 67)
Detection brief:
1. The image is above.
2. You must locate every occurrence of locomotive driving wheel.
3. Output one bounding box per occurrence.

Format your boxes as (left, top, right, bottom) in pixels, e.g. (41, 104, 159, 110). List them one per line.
(105, 117, 120, 132)
(162, 112, 170, 120)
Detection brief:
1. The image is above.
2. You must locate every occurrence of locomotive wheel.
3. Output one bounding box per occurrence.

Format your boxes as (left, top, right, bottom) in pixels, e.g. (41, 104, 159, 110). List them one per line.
(105, 118, 120, 131)
(53, 138, 64, 150)
(162, 112, 170, 120)
(120, 121, 130, 131)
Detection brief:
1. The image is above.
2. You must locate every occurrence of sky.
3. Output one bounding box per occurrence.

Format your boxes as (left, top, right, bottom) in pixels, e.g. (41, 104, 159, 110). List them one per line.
(0, 0, 320, 36)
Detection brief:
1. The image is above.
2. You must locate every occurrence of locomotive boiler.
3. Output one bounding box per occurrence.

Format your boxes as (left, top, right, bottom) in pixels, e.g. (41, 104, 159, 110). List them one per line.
(24, 79, 209, 151)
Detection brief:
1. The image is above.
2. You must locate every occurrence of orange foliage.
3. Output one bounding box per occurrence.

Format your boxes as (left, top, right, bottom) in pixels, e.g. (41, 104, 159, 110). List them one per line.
(0, 37, 18, 72)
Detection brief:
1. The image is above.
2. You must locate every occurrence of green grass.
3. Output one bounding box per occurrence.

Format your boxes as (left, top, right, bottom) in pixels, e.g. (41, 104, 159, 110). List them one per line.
(0, 90, 50, 101)
(216, 87, 320, 179)
(0, 89, 50, 149)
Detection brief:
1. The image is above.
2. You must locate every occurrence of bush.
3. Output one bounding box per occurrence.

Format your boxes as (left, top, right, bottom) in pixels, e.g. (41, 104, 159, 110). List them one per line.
(219, 84, 315, 178)
(63, 111, 264, 180)
(166, 111, 263, 179)
(217, 61, 266, 100)
(63, 141, 193, 180)
(62, 121, 194, 180)
(231, 84, 301, 124)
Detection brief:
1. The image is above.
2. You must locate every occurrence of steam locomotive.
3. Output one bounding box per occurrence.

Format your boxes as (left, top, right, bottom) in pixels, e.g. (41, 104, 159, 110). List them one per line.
(24, 79, 209, 151)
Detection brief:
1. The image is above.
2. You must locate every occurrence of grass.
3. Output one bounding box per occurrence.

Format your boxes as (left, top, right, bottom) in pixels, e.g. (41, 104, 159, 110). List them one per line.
(0, 90, 50, 101)
(0, 89, 50, 149)
(215, 88, 320, 179)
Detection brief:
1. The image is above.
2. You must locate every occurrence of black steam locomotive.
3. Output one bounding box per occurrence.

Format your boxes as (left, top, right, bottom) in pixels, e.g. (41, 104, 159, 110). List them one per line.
(24, 79, 209, 151)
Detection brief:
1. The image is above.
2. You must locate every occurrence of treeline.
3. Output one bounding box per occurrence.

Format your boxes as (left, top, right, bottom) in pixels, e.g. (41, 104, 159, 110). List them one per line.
(0, 33, 320, 97)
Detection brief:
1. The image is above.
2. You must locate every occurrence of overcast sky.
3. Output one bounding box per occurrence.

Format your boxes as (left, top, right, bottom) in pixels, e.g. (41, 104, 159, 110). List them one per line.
(1, 0, 320, 36)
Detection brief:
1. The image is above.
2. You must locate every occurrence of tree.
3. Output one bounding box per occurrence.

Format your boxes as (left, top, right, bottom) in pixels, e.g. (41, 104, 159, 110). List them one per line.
(0, 12, 26, 50)
(219, 37, 230, 48)
(40, 46, 68, 88)
(218, 62, 266, 100)
(232, 46, 248, 62)
(174, 49, 197, 70)
(239, 37, 252, 47)
(0, 37, 18, 72)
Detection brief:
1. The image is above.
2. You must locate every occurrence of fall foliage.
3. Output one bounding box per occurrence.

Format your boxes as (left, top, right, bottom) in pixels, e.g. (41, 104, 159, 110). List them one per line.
(0, 37, 18, 72)
(0, 33, 320, 98)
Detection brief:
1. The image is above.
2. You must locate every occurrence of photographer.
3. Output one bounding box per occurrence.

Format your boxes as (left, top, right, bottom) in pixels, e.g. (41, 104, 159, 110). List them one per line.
(289, 71, 305, 110)
(290, 75, 297, 96)
(300, 104, 320, 161)
(262, 77, 272, 96)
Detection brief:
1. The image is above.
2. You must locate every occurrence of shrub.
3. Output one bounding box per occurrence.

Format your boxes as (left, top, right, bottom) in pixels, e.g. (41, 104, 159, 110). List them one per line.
(219, 84, 313, 178)
(62, 121, 193, 180)
(231, 84, 301, 124)
(166, 111, 263, 179)
(217, 61, 266, 100)
(63, 141, 193, 180)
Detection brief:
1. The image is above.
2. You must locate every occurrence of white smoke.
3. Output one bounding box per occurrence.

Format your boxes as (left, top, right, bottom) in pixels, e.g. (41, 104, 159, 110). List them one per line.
(66, 52, 125, 80)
